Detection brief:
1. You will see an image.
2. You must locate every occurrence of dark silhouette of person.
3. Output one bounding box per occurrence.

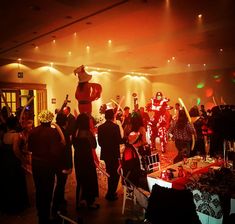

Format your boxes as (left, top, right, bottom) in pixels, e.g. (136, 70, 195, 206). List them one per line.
(98, 109, 123, 201)
(28, 110, 66, 224)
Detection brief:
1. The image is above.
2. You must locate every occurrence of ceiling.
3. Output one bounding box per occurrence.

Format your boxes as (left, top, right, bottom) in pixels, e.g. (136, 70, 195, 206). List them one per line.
(1, 0, 235, 76)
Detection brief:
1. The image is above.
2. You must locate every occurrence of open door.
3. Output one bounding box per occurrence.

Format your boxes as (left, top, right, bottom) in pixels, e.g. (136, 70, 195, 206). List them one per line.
(0, 83, 47, 126)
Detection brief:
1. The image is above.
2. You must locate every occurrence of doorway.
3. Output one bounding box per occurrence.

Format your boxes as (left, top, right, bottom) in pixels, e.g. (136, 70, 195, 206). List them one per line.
(0, 82, 47, 126)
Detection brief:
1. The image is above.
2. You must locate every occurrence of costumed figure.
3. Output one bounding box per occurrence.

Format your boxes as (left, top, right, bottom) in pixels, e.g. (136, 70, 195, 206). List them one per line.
(74, 65, 102, 115)
(146, 91, 172, 153)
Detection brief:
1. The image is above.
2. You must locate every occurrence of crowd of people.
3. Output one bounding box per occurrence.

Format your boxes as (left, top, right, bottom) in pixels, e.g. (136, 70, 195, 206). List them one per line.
(0, 91, 231, 224)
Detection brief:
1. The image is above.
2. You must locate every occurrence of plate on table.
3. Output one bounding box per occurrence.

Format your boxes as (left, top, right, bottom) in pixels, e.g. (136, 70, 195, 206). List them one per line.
(210, 166, 221, 170)
(206, 157, 215, 163)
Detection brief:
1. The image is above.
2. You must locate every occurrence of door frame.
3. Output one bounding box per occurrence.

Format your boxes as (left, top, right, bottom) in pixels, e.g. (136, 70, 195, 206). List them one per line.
(0, 82, 47, 126)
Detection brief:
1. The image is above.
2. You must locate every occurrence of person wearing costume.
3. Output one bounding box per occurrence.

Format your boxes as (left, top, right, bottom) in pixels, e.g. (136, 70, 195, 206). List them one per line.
(146, 91, 172, 153)
(74, 65, 102, 115)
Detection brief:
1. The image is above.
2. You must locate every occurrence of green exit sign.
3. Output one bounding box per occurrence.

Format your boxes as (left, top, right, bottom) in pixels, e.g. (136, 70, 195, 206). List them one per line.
(18, 72, 23, 78)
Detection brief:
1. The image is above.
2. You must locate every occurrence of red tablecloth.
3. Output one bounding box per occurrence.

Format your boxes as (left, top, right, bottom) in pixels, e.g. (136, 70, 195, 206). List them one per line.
(147, 156, 223, 190)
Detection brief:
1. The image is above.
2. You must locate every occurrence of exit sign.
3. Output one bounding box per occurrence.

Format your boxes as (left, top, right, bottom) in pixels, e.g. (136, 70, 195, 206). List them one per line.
(18, 72, 23, 78)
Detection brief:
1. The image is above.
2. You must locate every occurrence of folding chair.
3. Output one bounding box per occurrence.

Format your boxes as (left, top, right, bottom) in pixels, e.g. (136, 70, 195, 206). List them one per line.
(145, 153, 160, 173)
(117, 166, 137, 215)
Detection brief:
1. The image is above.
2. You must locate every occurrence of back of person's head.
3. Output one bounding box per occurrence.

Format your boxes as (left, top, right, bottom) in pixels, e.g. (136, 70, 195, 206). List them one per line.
(38, 110, 54, 124)
(175, 103, 180, 108)
(63, 106, 71, 115)
(189, 106, 200, 117)
(131, 112, 143, 132)
(1, 106, 9, 120)
(6, 116, 18, 130)
(56, 112, 67, 127)
(176, 109, 188, 128)
(128, 131, 141, 145)
(105, 109, 114, 120)
(76, 113, 90, 130)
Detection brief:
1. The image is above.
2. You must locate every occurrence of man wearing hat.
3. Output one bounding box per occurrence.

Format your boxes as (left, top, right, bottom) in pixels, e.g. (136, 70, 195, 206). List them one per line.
(28, 110, 65, 224)
(74, 65, 102, 115)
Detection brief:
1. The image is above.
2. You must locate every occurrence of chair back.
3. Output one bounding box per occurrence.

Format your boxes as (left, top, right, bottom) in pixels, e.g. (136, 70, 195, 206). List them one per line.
(117, 165, 137, 214)
(145, 153, 160, 173)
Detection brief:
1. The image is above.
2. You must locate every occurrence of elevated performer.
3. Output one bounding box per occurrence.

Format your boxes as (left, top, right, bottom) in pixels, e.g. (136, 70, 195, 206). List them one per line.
(74, 65, 102, 115)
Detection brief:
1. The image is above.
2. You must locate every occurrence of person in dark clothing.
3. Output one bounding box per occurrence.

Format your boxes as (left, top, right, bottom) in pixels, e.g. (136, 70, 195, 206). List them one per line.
(63, 106, 76, 137)
(189, 106, 206, 157)
(73, 113, 99, 209)
(145, 184, 201, 224)
(28, 110, 65, 224)
(52, 112, 73, 216)
(168, 109, 196, 164)
(121, 131, 149, 191)
(0, 116, 29, 214)
(98, 109, 123, 201)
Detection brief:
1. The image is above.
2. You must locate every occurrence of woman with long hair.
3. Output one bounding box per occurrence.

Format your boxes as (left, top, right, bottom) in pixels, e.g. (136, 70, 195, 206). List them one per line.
(73, 113, 99, 210)
(168, 109, 196, 163)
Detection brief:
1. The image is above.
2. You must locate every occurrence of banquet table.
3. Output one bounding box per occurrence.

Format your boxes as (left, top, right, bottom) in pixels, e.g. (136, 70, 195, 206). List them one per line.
(147, 157, 235, 224)
(147, 156, 222, 191)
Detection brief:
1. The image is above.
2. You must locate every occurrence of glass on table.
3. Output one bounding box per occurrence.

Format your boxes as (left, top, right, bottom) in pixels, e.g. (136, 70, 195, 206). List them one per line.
(178, 165, 185, 177)
(190, 159, 198, 169)
(183, 154, 188, 165)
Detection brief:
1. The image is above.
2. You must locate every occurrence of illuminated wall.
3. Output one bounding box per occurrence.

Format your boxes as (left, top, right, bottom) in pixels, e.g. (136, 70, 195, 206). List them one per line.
(0, 60, 152, 118)
(151, 68, 235, 110)
(1, 59, 234, 119)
